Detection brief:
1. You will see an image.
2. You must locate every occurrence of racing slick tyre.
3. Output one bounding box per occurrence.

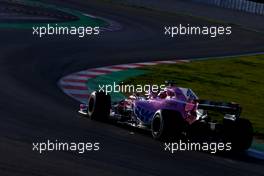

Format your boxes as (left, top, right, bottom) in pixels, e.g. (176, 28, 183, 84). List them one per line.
(187, 121, 209, 142)
(88, 91, 111, 121)
(151, 109, 185, 140)
(223, 118, 253, 151)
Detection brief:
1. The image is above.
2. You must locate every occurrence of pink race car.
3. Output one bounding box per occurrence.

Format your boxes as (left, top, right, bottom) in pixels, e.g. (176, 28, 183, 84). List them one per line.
(79, 81, 253, 151)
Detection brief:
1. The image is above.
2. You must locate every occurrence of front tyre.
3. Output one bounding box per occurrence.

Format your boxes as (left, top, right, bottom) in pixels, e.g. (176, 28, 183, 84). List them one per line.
(88, 91, 111, 121)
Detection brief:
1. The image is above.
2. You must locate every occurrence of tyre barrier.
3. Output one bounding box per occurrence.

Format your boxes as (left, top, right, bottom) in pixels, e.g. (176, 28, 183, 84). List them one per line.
(188, 0, 264, 15)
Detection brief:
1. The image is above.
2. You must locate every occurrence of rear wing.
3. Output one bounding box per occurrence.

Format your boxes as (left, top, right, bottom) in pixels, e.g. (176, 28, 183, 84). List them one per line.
(197, 100, 242, 118)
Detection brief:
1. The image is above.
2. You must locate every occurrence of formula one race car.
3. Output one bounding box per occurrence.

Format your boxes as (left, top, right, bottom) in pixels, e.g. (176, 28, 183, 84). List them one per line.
(79, 81, 253, 151)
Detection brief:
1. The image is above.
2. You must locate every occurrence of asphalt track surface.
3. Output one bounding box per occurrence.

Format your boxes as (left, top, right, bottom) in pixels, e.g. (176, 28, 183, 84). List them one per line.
(0, 0, 264, 175)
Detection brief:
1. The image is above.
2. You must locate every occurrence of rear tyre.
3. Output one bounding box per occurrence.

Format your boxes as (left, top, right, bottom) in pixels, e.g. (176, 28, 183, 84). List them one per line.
(223, 118, 253, 151)
(151, 110, 185, 140)
(187, 121, 209, 142)
(88, 91, 111, 121)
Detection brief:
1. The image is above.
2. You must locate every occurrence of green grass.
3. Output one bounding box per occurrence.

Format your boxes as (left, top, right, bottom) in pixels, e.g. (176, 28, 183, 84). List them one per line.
(123, 55, 264, 136)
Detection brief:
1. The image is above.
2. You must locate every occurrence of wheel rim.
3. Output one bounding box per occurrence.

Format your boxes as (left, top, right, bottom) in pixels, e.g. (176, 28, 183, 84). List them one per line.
(88, 97, 95, 113)
(152, 115, 162, 136)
